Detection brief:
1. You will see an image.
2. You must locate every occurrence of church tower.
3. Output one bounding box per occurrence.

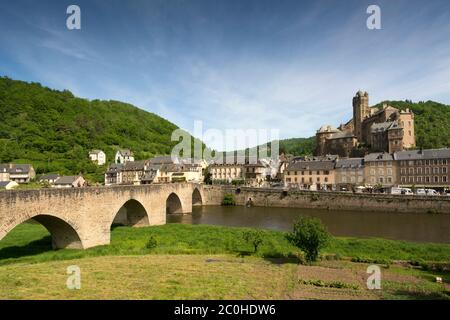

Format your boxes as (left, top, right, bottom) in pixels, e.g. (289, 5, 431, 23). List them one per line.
(352, 91, 370, 142)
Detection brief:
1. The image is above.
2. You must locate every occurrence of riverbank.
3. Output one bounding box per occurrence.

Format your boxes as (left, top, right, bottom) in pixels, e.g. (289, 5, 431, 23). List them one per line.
(0, 223, 449, 299)
(1, 223, 450, 266)
(204, 186, 450, 214)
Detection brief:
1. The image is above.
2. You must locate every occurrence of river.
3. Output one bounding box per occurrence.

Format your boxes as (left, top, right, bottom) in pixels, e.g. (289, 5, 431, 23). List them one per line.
(167, 205, 450, 244)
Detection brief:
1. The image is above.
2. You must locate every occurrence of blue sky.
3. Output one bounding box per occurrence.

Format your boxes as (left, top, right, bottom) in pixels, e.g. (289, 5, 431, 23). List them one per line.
(1, 0, 450, 150)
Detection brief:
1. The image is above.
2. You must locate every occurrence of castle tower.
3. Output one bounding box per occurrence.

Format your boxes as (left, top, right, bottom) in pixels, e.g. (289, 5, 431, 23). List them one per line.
(352, 91, 370, 142)
(398, 108, 416, 149)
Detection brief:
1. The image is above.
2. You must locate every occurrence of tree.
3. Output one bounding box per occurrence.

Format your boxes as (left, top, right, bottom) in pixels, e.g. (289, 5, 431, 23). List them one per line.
(286, 217, 330, 263)
(221, 194, 236, 206)
(242, 229, 264, 253)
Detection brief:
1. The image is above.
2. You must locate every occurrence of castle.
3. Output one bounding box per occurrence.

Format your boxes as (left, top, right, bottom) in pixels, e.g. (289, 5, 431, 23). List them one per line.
(315, 91, 416, 157)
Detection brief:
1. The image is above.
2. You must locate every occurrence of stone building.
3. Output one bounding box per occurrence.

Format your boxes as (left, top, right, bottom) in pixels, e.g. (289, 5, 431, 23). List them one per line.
(394, 148, 450, 187)
(0, 164, 35, 183)
(364, 152, 397, 188)
(335, 158, 365, 190)
(121, 160, 151, 185)
(284, 156, 336, 190)
(315, 91, 416, 156)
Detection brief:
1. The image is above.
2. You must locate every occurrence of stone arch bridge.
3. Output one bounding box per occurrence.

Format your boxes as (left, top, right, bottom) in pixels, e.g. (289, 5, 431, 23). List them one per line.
(0, 184, 207, 249)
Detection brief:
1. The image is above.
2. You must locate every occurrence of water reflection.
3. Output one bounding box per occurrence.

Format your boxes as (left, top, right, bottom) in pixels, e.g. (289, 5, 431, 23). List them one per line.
(167, 206, 450, 243)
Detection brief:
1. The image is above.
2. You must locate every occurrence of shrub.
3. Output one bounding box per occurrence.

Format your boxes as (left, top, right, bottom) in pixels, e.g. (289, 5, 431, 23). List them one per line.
(222, 194, 236, 206)
(286, 217, 330, 263)
(145, 235, 158, 249)
(242, 229, 264, 253)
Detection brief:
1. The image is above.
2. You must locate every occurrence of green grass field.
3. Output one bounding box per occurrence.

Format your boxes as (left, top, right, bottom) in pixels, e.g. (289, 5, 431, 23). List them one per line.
(0, 223, 449, 299)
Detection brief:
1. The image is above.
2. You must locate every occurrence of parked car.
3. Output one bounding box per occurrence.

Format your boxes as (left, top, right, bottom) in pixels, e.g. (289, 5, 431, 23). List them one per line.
(425, 189, 439, 196)
(391, 187, 413, 195)
(416, 188, 427, 196)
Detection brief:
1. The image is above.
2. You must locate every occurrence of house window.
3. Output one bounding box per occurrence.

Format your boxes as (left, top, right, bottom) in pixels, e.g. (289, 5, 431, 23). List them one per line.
(433, 167, 439, 174)
(443, 167, 448, 174)
(409, 176, 414, 183)
(387, 177, 392, 183)
(371, 169, 376, 175)
(342, 176, 347, 183)
(409, 168, 414, 174)
(387, 168, 392, 175)
(443, 159, 447, 165)
(426, 176, 430, 183)
(379, 177, 384, 183)
(401, 177, 406, 183)
(325, 177, 329, 183)
(317, 177, 320, 182)
(443, 176, 448, 183)
(417, 167, 422, 174)
(434, 176, 439, 183)
(401, 168, 406, 175)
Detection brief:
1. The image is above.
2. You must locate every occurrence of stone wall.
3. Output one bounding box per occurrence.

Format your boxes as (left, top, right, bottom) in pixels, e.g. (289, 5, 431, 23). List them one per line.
(202, 185, 450, 214)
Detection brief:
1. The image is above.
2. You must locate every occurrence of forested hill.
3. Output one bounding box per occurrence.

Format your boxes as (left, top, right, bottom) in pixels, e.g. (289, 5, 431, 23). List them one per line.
(0, 76, 199, 181)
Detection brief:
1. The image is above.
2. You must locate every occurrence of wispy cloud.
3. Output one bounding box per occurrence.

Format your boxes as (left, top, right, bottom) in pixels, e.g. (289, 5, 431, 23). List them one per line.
(1, 0, 449, 151)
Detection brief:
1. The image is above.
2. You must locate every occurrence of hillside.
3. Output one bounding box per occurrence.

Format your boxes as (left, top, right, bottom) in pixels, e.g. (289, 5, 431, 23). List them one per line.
(0, 77, 200, 182)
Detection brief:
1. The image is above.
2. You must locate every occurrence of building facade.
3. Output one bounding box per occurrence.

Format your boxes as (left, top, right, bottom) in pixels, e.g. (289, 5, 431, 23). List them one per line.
(394, 149, 450, 187)
(363, 153, 397, 188)
(284, 157, 336, 190)
(335, 158, 365, 190)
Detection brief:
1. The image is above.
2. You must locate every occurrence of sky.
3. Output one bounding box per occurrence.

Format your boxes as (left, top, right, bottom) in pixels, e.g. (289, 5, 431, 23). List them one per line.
(1, 0, 450, 151)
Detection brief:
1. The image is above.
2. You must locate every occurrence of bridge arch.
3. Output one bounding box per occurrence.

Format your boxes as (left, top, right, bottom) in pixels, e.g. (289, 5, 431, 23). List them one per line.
(111, 199, 150, 228)
(1, 214, 83, 249)
(192, 188, 203, 206)
(166, 193, 183, 214)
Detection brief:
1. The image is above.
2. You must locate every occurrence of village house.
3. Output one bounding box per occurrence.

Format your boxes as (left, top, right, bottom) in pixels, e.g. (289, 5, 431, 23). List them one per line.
(115, 149, 135, 164)
(363, 152, 397, 189)
(394, 148, 450, 188)
(0, 180, 19, 190)
(89, 150, 106, 166)
(210, 162, 244, 184)
(160, 163, 204, 183)
(121, 160, 151, 185)
(284, 156, 336, 190)
(0, 164, 36, 183)
(53, 176, 86, 188)
(105, 164, 123, 186)
(335, 158, 365, 190)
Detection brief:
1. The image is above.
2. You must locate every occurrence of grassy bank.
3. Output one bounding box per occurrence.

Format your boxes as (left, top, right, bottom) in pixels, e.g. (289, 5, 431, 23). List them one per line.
(1, 223, 449, 266)
(0, 223, 449, 300)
